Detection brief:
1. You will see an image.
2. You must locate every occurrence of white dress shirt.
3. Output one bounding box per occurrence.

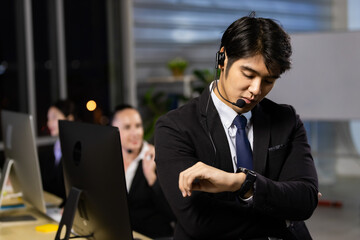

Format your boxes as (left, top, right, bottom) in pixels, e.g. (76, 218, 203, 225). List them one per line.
(211, 82, 287, 238)
(125, 141, 149, 192)
(210, 82, 253, 173)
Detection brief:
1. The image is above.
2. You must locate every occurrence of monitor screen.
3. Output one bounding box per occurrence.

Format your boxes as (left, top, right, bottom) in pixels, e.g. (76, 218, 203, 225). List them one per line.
(0, 110, 46, 213)
(59, 120, 133, 240)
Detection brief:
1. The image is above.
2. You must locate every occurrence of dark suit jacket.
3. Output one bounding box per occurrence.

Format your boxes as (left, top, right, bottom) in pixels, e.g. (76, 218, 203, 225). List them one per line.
(155, 85, 318, 240)
(127, 159, 175, 239)
(38, 144, 66, 207)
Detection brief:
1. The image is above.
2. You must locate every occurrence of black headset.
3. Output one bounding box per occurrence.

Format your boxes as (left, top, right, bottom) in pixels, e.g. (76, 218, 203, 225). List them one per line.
(214, 50, 246, 109)
(204, 50, 225, 160)
(205, 50, 246, 162)
(215, 51, 225, 69)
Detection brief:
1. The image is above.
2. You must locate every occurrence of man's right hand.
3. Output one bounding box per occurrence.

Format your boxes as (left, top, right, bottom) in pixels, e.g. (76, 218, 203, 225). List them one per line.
(178, 162, 246, 197)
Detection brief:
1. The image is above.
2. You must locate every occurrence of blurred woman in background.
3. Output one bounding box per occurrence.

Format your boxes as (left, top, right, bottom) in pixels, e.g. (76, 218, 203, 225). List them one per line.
(111, 104, 175, 239)
(40, 99, 77, 207)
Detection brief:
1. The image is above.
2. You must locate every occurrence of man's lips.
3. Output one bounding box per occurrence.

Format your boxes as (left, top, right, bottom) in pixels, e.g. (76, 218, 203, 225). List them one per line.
(242, 98, 253, 104)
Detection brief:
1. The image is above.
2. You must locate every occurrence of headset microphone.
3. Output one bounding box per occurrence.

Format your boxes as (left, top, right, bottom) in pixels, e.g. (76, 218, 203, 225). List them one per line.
(126, 149, 133, 154)
(235, 99, 246, 108)
(215, 51, 246, 108)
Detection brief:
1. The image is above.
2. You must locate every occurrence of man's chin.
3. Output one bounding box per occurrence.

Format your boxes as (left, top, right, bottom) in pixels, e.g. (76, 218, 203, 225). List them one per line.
(240, 104, 256, 113)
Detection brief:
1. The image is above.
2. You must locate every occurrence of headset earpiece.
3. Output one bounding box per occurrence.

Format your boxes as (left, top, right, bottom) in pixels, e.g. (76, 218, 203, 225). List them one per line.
(215, 51, 225, 69)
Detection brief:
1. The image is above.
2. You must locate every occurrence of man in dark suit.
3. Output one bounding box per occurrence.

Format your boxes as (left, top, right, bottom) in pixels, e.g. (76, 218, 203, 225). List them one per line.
(155, 13, 318, 240)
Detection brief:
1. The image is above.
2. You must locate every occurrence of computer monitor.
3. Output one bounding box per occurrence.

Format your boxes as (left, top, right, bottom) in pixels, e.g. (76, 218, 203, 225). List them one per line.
(0, 110, 46, 213)
(58, 120, 133, 240)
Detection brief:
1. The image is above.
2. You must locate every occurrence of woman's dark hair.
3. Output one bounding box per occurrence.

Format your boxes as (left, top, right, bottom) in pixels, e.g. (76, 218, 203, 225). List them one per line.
(220, 12, 292, 77)
(113, 104, 134, 113)
(110, 104, 136, 124)
(52, 99, 77, 120)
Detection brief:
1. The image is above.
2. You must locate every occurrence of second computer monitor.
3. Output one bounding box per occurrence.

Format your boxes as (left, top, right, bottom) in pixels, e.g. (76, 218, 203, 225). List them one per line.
(59, 120, 133, 240)
(0, 110, 46, 213)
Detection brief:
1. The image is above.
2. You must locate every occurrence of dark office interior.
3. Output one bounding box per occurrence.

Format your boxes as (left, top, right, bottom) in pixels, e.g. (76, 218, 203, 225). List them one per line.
(1, 1, 360, 239)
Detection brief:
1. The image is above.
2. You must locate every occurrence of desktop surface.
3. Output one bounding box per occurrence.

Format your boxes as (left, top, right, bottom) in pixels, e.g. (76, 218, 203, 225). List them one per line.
(0, 211, 152, 240)
(0, 206, 55, 240)
(0, 194, 152, 240)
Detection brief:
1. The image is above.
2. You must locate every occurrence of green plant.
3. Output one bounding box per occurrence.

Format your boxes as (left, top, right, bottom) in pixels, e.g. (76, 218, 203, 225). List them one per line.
(141, 68, 216, 141)
(142, 87, 171, 142)
(167, 57, 188, 77)
(191, 69, 215, 95)
(141, 86, 190, 142)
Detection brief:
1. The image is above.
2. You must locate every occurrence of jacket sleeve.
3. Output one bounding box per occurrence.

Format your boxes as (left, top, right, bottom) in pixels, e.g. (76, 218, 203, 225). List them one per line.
(253, 106, 319, 221)
(150, 178, 177, 222)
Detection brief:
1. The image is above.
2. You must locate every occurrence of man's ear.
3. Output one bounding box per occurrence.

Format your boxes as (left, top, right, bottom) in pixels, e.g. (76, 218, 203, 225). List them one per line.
(220, 47, 227, 71)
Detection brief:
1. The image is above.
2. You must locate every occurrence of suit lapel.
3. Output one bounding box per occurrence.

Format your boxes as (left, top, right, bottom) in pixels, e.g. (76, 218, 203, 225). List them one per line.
(199, 85, 233, 173)
(252, 104, 270, 175)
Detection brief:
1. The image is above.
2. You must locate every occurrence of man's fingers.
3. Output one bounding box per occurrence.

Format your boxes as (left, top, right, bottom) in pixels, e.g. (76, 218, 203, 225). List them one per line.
(179, 162, 212, 197)
(183, 172, 195, 197)
(179, 171, 192, 197)
(179, 167, 198, 197)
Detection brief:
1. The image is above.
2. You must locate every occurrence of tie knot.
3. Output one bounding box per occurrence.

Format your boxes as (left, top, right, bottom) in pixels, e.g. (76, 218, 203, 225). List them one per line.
(233, 115, 247, 130)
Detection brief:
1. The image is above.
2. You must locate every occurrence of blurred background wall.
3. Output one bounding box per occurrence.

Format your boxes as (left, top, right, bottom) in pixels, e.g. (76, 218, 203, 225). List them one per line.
(1, 0, 360, 184)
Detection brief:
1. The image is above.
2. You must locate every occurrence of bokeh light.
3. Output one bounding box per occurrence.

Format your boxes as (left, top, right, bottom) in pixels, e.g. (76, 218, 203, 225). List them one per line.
(86, 100, 97, 111)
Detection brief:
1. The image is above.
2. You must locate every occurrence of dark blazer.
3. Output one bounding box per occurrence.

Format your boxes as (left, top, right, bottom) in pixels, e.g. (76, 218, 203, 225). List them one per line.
(155, 85, 318, 240)
(127, 159, 175, 239)
(38, 144, 66, 207)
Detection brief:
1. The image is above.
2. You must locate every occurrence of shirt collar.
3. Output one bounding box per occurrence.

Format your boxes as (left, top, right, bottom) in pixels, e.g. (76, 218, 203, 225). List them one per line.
(210, 81, 252, 129)
(133, 141, 149, 164)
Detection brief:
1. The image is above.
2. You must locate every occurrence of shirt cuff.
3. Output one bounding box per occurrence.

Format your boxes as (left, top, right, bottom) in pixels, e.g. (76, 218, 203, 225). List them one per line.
(239, 195, 253, 202)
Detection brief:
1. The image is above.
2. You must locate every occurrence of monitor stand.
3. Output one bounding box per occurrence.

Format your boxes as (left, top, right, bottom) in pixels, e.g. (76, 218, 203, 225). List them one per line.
(0, 158, 14, 207)
(0, 159, 37, 223)
(55, 187, 93, 240)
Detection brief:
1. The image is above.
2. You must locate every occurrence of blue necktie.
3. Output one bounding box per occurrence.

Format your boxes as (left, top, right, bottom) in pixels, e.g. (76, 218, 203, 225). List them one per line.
(233, 115, 253, 170)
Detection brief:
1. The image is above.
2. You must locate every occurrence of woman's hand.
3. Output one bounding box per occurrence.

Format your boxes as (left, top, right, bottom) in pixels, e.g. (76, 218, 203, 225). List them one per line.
(178, 162, 246, 197)
(142, 144, 157, 186)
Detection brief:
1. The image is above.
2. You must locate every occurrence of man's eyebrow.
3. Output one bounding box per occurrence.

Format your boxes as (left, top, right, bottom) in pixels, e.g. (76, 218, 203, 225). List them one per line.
(241, 66, 279, 79)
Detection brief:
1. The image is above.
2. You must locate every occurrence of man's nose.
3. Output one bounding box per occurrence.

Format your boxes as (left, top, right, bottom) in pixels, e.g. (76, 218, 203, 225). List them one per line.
(248, 78, 262, 96)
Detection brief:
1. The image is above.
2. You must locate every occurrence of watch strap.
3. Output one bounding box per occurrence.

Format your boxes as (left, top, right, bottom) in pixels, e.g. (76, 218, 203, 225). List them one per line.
(235, 168, 256, 198)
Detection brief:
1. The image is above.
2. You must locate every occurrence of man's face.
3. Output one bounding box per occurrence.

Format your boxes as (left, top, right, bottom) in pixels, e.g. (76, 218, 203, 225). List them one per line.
(217, 53, 279, 113)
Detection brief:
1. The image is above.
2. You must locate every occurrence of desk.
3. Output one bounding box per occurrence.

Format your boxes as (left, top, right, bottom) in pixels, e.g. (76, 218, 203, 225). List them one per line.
(0, 207, 151, 240)
(1, 206, 60, 240)
(0, 193, 152, 240)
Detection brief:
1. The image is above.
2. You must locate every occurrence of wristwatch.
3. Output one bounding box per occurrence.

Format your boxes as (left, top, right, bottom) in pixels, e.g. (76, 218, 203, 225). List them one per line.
(235, 167, 257, 198)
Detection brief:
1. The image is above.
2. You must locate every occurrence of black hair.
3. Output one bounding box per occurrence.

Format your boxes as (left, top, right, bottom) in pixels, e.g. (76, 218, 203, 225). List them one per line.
(220, 12, 292, 77)
(52, 99, 77, 120)
(110, 104, 137, 125)
(113, 104, 134, 113)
